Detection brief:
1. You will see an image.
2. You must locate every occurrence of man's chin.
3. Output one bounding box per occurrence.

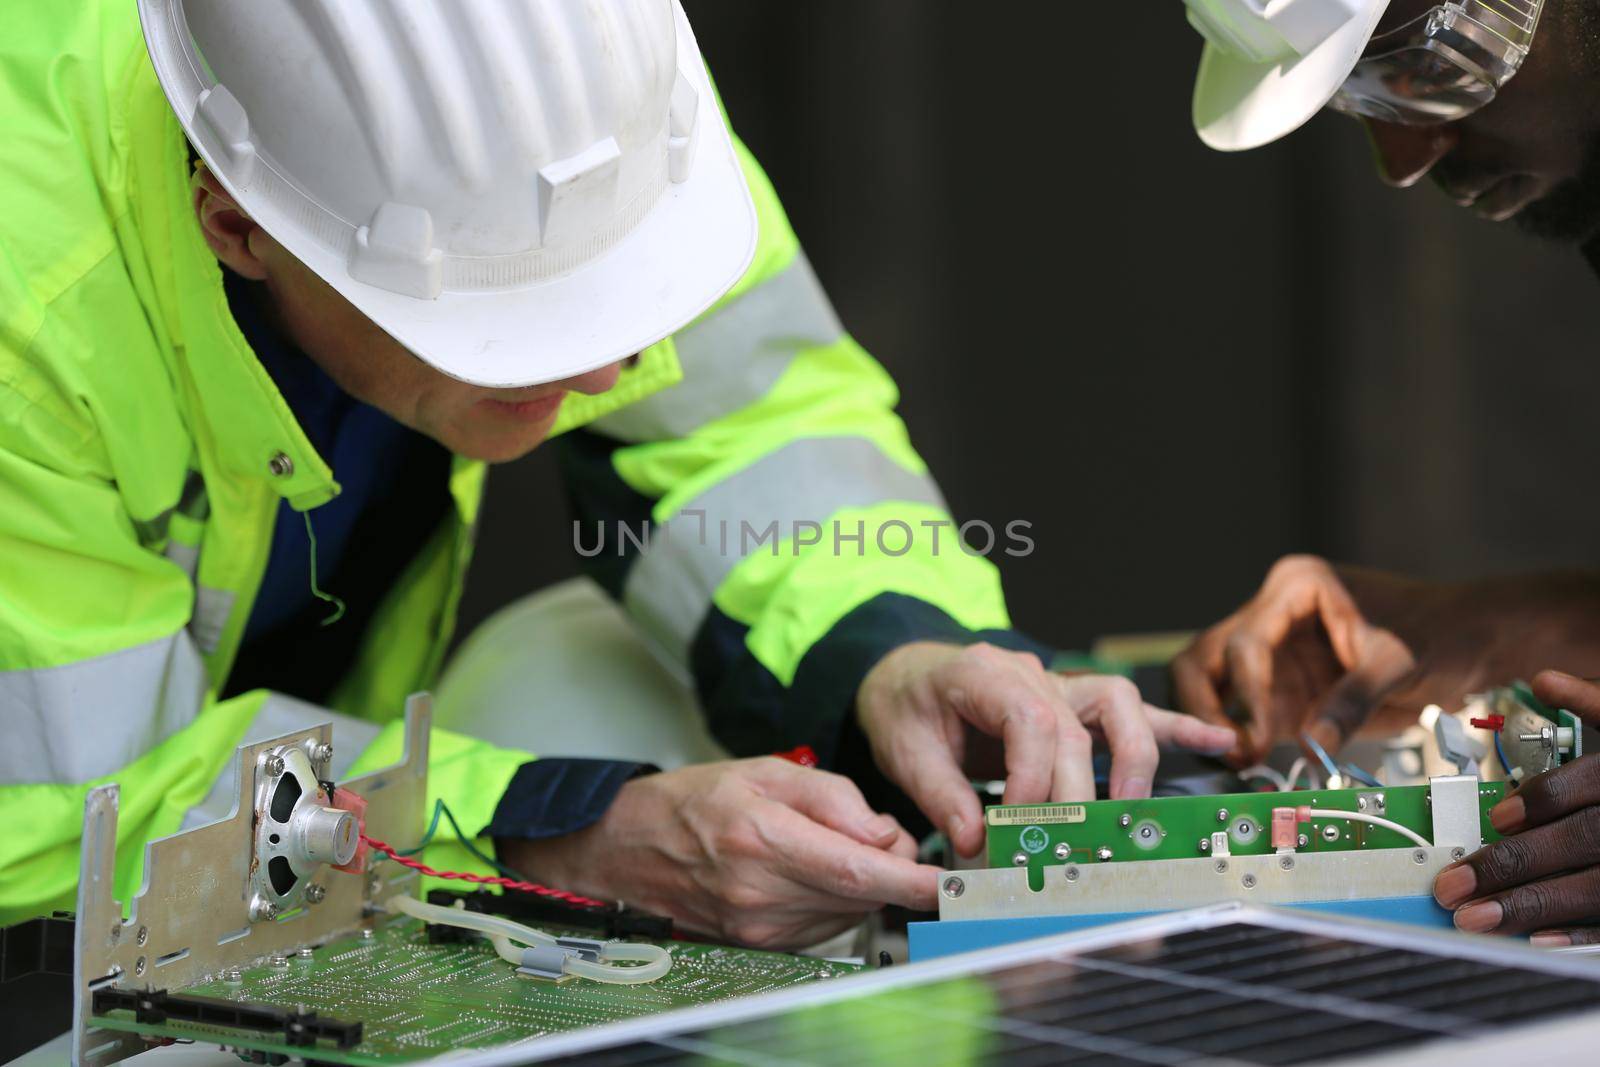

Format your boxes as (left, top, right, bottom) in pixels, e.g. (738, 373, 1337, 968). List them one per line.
(444, 428, 554, 464)
(1509, 168, 1600, 243)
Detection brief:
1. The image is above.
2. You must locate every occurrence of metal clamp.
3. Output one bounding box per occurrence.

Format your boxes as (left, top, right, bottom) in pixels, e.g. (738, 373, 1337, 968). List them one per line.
(516, 937, 605, 980)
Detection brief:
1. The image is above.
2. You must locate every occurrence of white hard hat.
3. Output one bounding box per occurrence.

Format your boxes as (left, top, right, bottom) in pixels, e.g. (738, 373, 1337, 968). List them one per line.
(138, 0, 757, 388)
(1184, 0, 1391, 151)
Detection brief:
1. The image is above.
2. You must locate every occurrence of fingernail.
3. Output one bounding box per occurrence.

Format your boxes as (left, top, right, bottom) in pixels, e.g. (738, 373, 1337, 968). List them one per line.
(1118, 777, 1151, 799)
(859, 814, 897, 842)
(1531, 932, 1573, 948)
(949, 815, 966, 843)
(1490, 796, 1526, 833)
(1433, 864, 1477, 907)
(1454, 900, 1502, 933)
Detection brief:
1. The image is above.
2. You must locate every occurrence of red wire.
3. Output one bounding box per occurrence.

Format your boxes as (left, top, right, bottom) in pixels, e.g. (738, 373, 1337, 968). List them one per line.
(361, 834, 607, 910)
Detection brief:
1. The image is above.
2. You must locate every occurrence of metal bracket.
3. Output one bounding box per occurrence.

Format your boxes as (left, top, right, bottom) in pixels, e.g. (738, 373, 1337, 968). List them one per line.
(940, 774, 1485, 924)
(71, 694, 431, 1067)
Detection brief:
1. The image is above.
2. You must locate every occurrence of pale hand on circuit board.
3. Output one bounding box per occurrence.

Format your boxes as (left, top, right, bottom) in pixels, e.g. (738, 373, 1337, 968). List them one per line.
(1434, 670, 1600, 944)
(498, 756, 942, 949)
(857, 640, 1235, 857)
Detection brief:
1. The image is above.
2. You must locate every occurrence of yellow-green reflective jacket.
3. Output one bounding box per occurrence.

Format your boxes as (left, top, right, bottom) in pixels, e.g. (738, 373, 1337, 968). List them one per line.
(0, 1, 1016, 924)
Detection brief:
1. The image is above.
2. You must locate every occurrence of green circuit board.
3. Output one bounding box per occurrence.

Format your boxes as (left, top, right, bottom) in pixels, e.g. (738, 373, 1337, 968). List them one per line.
(91, 918, 863, 1064)
(987, 781, 1507, 890)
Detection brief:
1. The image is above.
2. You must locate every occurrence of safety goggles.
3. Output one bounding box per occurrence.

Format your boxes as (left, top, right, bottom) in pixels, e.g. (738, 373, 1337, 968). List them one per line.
(1328, 0, 1545, 124)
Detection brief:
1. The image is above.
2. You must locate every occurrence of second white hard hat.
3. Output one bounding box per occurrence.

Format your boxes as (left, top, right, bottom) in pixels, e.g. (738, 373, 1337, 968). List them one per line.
(1184, 0, 1392, 151)
(138, 0, 757, 387)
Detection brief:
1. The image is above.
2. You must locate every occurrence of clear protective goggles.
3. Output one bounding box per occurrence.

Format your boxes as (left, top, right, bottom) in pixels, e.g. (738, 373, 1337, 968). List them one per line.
(1328, 0, 1545, 124)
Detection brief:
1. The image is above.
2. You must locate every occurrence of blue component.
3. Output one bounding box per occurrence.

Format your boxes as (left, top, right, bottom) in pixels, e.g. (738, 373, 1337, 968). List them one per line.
(908, 896, 1455, 962)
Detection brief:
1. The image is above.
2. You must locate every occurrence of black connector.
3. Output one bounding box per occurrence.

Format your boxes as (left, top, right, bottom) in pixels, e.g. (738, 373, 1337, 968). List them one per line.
(1, 911, 77, 1060)
(91, 988, 363, 1050)
(426, 888, 673, 940)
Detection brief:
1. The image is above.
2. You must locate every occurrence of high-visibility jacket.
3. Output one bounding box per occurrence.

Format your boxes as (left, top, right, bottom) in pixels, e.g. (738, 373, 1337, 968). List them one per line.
(0, 1, 1015, 925)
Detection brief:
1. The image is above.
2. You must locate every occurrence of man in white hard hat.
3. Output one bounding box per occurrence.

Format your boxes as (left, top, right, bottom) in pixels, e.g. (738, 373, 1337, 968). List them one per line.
(1173, 1, 1600, 945)
(0, 0, 1233, 945)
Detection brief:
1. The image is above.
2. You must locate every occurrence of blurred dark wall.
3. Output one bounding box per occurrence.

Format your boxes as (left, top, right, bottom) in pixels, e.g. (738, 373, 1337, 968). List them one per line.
(458, 1, 1600, 653)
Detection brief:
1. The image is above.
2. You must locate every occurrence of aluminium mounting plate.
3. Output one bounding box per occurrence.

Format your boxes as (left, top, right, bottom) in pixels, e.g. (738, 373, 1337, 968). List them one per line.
(70, 694, 431, 1067)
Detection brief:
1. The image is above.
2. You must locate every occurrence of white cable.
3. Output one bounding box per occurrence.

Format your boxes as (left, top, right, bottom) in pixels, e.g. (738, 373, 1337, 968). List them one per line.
(1283, 757, 1308, 792)
(387, 895, 671, 985)
(1311, 809, 1432, 849)
(1239, 765, 1288, 791)
(388, 894, 557, 944)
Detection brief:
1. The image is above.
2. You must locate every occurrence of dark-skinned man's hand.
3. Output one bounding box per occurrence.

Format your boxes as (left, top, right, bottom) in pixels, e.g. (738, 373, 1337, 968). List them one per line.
(1433, 670, 1600, 945)
(1172, 557, 1600, 767)
(1171, 556, 1418, 766)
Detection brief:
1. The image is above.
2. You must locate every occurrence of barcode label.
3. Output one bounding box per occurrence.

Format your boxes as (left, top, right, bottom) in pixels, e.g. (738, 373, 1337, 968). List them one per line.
(987, 804, 1086, 826)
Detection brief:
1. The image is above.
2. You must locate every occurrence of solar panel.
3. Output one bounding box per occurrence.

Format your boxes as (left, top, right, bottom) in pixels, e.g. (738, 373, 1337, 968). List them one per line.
(446, 904, 1600, 1067)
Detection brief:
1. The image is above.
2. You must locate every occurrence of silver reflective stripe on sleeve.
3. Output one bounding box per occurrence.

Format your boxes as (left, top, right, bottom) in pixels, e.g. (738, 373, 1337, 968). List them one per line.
(622, 436, 946, 665)
(165, 540, 200, 581)
(591, 255, 843, 444)
(0, 632, 208, 785)
(178, 693, 383, 831)
(189, 586, 235, 655)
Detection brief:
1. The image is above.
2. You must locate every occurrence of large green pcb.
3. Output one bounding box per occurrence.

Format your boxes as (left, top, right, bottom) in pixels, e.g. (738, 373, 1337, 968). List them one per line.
(986, 781, 1507, 890)
(92, 918, 862, 1064)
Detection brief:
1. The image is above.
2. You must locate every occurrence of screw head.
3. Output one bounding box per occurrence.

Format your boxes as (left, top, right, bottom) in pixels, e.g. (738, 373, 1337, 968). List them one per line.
(134, 956, 146, 976)
(1413, 849, 1428, 864)
(268, 452, 294, 478)
(250, 899, 279, 922)
(136, 925, 148, 946)
(269, 954, 289, 968)
(1450, 847, 1466, 861)
(1064, 866, 1080, 882)
(1241, 874, 1257, 889)
(313, 743, 334, 765)
(1053, 842, 1071, 860)
(265, 754, 286, 776)
(1279, 855, 1295, 870)
(305, 883, 327, 904)
(1214, 859, 1229, 873)
(942, 876, 965, 899)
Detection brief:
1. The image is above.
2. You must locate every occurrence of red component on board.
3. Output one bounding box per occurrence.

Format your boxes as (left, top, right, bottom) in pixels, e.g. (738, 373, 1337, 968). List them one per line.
(1271, 807, 1299, 849)
(1469, 715, 1506, 732)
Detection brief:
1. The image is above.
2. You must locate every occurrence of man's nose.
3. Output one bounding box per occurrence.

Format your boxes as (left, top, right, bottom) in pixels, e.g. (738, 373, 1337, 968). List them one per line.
(1363, 119, 1459, 187)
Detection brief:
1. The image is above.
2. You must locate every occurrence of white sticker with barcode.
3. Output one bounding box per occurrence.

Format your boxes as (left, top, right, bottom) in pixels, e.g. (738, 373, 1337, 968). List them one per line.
(986, 804, 1086, 826)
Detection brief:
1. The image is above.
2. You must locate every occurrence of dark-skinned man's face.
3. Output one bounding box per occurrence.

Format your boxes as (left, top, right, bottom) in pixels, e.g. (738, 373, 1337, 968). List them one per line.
(1362, 0, 1600, 240)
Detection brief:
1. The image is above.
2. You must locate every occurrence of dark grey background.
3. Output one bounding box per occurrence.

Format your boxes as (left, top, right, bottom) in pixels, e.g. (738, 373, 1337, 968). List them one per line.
(459, 1, 1600, 654)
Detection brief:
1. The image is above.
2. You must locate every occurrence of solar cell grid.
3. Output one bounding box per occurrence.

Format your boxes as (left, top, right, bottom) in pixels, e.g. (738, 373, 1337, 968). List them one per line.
(512, 915, 1600, 1067)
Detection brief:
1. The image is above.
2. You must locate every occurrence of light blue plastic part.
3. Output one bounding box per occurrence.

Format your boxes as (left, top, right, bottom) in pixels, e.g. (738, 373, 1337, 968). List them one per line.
(908, 896, 1453, 961)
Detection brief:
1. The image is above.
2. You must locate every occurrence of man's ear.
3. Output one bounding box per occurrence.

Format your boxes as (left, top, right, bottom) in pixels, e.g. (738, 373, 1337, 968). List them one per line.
(191, 163, 269, 280)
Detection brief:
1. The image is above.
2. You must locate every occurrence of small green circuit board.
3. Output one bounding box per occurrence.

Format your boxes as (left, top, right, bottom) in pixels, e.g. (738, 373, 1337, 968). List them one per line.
(987, 781, 1507, 890)
(92, 918, 862, 1064)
